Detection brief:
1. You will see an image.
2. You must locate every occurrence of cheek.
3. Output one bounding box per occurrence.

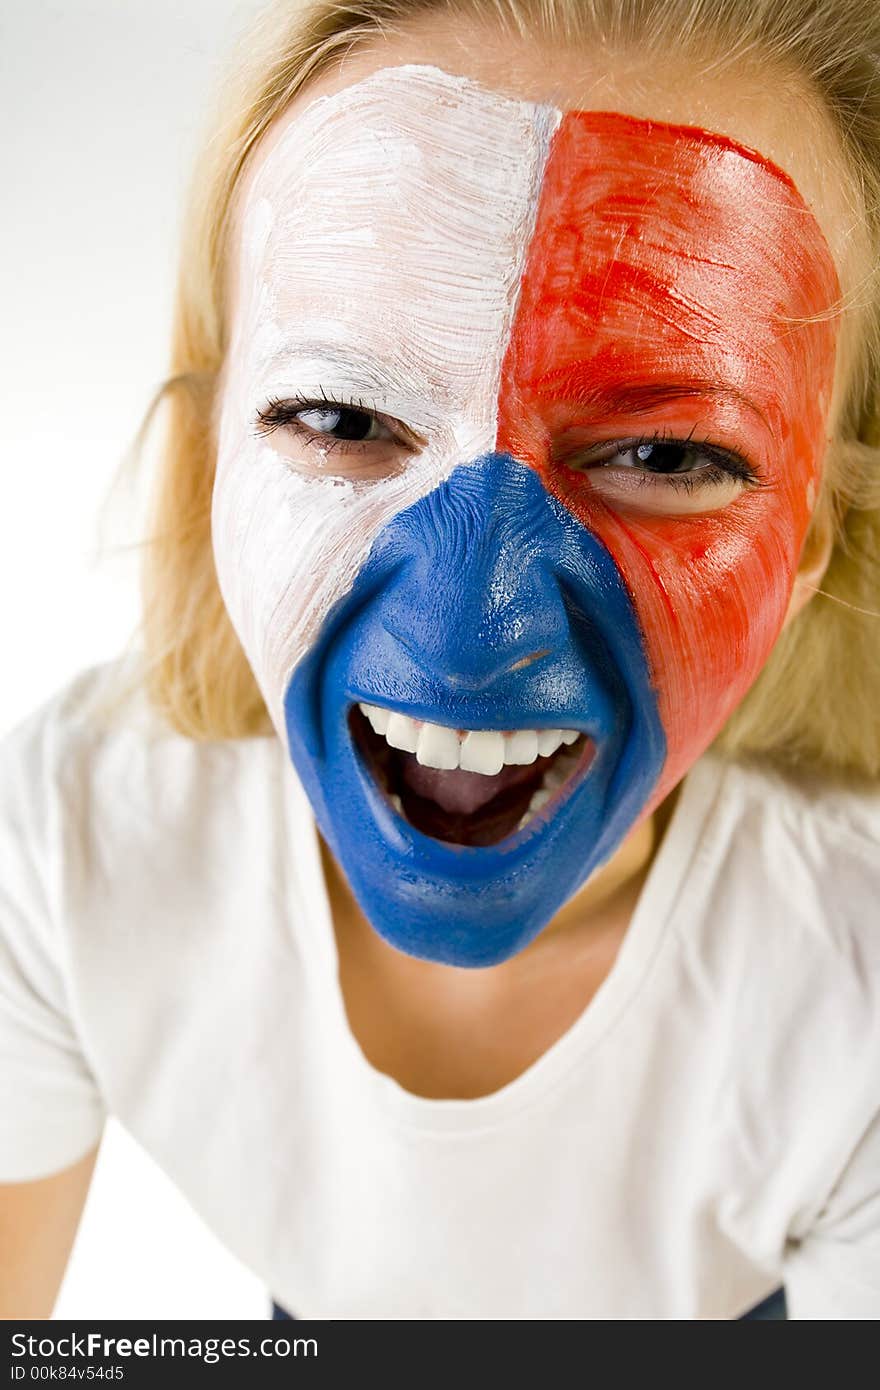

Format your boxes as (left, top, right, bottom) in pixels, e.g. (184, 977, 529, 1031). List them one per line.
(497, 361, 826, 805)
(210, 407, 476, 741)
(542, 478, 813, 803)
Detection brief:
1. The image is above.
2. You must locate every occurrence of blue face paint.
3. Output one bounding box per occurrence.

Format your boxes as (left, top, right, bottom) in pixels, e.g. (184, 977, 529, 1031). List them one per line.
(284, 454, 665, 967)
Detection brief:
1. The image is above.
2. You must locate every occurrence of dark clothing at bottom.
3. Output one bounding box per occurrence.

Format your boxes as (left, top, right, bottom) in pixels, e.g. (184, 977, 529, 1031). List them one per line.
(270, 1286, 788, 1320)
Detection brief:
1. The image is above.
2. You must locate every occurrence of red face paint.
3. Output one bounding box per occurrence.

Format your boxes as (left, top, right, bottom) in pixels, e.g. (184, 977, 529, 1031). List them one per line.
(496, 110, 841, 807)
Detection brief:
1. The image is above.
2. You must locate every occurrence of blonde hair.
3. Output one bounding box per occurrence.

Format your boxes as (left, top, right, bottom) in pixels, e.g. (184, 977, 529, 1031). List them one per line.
(131, 0, 880, 776)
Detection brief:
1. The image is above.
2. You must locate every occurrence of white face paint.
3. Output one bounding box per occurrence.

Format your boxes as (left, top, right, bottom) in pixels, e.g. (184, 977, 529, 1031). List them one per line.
(212, 65, 560, 745)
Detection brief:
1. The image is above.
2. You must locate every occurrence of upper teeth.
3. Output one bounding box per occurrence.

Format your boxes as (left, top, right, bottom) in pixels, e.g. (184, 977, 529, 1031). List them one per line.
(358, 703, 580, 775)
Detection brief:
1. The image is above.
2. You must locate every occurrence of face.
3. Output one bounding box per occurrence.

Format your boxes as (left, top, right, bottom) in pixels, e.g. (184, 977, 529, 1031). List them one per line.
(212, 44, 846, 968)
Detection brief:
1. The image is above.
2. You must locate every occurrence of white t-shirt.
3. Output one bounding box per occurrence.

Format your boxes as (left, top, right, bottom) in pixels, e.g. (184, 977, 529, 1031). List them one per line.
(2, 657, 879, 1320)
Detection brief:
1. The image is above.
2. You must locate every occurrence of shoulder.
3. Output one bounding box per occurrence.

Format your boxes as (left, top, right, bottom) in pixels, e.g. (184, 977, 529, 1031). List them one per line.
(0, 654, 319, 1047)
(673, 746, 880, 1058)
(701, 748, 880, 921)
(0, 653, 305, 899)
(675, 751, 880, 1222)
(722, 750, 880, 850)
(685, 747, 880, 977)
(2, 650, 285, 797)
(0, 651, 170, 799)
(683, 748, 880, 1092)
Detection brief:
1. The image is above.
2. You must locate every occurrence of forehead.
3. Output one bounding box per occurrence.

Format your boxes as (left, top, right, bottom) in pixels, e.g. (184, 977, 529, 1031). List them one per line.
(229, 65, 839, 429)
(235, 67, 555, 398)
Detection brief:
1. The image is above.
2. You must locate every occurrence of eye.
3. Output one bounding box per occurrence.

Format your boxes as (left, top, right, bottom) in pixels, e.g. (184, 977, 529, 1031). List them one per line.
(256, 396, 389, 448)
(253, 392, 421, 479)
(566, 434, 764, 515)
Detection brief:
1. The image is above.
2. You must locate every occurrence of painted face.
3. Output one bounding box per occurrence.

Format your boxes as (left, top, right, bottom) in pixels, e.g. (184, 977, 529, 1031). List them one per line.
(213, 64, 840, 967)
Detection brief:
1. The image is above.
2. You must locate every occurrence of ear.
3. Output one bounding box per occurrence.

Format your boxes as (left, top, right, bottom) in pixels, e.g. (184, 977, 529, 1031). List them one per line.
(782, 497, 836, 630)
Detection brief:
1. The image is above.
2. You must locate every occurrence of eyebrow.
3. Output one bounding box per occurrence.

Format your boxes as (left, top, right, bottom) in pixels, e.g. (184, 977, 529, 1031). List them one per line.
(261, 341, 772, 433)
(542, 368, 771, 431)
(261, 341, 398, 391)
(256, 339, 450, 432)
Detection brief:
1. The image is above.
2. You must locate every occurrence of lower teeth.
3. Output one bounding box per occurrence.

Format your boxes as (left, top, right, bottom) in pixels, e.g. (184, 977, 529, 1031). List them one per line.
(388, 744, 584, 839)
(516, 790, 551, 833)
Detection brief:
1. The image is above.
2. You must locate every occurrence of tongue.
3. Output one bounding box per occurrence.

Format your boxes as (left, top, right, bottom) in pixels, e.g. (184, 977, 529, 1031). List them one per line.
(400, 755, 546, 815)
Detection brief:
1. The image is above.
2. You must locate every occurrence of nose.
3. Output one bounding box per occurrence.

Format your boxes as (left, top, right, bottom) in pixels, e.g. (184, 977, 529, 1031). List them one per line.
(377, 454, 572, 692)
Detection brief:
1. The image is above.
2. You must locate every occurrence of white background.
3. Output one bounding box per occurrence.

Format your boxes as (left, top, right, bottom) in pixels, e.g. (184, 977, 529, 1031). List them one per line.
(2, 0, 273, 1318)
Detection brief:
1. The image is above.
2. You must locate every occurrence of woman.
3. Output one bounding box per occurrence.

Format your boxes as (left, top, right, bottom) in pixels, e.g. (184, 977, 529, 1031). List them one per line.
(2, 0, 879, 1319)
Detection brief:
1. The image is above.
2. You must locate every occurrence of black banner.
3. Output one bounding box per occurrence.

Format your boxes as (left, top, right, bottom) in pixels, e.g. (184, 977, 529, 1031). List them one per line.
(4, 1322, 323, 1386)
(2, 1319, 566, 1382)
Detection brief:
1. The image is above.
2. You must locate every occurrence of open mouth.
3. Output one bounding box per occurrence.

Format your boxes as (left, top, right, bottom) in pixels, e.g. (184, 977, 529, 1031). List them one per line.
(349, 702, 596, 848)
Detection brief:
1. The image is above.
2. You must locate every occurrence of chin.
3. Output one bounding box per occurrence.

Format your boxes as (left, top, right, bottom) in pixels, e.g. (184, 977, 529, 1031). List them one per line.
(283, 455, 667, 967)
